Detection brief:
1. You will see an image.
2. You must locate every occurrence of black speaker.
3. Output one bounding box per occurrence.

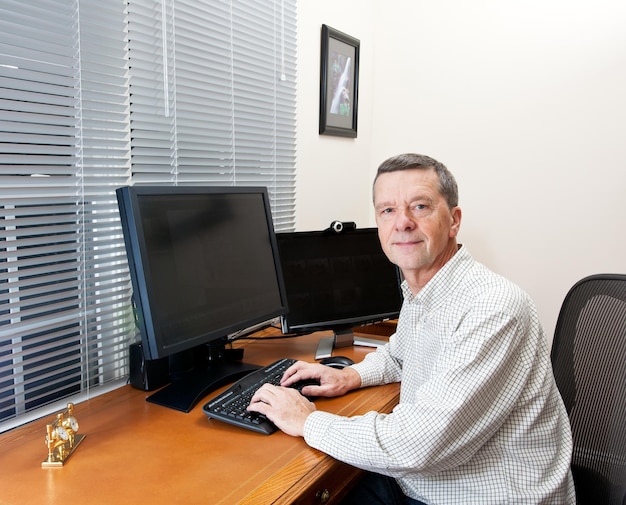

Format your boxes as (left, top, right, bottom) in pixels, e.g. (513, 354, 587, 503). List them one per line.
(129, 342, 169, 391)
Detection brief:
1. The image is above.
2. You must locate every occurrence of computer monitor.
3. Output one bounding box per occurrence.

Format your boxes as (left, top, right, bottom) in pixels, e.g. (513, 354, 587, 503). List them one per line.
(116, 185, 288, 412)
(276, 226, 402, 358)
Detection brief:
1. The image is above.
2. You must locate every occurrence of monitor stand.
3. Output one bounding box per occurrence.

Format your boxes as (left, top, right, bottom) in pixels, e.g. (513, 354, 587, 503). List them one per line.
(145, 343, 260, 413)
(315, 328, 386, 360)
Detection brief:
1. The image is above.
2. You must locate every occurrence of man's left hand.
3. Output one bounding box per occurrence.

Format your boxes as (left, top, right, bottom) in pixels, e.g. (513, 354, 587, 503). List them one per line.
(247, 384, 316, 437)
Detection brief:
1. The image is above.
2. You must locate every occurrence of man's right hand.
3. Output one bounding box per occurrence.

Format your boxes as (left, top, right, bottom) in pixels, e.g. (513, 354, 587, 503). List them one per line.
(280, 360, 362, 398)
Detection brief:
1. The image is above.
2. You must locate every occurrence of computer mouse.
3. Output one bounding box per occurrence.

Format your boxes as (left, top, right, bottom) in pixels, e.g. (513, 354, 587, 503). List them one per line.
(292, 378, 320, 401)
(320, 355, 355, 369)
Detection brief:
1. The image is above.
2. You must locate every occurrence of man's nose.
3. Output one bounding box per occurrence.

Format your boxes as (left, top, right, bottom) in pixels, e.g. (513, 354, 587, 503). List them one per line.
(394, 208, 415, 231)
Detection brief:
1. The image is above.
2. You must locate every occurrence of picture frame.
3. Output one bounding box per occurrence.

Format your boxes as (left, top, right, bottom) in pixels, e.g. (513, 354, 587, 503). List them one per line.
(319, 25, 360, 138)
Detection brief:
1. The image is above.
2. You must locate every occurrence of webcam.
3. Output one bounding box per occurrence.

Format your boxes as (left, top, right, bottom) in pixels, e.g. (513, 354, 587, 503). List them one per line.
(328, 221, 357, 233)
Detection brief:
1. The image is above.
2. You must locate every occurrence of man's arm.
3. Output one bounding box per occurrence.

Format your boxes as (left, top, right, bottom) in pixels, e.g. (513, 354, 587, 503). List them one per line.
(247, 335, 404, 437)
(247, 363, 361, 436)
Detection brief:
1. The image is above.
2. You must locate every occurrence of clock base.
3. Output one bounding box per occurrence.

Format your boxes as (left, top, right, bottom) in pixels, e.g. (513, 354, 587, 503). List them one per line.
(42, 433, 86, 468)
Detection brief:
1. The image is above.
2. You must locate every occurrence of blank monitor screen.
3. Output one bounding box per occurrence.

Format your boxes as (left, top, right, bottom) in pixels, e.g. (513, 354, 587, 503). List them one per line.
(276, 227, 402, 335)
(117, 185, 287, 359)
(116, 185, 288, 411)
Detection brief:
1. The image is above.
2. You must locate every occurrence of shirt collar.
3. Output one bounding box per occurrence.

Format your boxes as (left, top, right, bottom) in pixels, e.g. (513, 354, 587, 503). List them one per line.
(401, 244, 475, 310)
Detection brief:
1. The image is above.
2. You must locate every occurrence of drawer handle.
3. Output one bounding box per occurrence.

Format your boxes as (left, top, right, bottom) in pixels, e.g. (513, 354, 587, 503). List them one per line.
(315, 488, 331, 504)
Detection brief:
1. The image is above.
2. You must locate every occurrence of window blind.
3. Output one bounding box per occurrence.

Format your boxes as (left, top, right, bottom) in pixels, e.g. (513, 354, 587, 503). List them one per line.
(127, 0, 297, 228)
(0, 0, 297, 432)
(0, 0, 133, 432)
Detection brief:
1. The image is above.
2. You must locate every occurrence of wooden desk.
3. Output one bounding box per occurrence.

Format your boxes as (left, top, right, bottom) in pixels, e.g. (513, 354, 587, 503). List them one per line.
(0, 331, 399, 505)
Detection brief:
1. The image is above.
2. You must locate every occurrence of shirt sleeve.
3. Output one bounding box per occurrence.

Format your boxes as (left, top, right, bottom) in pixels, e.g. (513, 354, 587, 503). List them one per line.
(303, 307, 538, 477)
(349, 333, 403, 387)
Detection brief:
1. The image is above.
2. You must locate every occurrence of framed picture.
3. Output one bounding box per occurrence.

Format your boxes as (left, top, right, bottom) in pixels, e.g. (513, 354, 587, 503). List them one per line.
(319, 25, 360, 138)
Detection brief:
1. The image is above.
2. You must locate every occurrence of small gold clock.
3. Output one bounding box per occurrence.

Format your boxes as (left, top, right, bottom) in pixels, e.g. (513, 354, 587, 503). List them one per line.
(42, 403, 85, 468)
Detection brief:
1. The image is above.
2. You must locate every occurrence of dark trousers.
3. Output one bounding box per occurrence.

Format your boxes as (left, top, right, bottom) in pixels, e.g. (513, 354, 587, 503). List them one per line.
(341, 472, 428, 505)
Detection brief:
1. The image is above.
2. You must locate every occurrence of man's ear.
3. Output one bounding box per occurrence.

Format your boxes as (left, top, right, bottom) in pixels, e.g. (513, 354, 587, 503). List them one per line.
(449, 206, 462, 238)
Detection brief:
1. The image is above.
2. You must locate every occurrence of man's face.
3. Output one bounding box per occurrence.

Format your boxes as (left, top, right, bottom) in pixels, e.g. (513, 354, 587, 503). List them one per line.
(373, 168, 461, 290)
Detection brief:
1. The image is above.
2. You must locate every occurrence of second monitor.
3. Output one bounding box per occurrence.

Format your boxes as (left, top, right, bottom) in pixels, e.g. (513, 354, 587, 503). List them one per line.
(276, 226, 402, 358)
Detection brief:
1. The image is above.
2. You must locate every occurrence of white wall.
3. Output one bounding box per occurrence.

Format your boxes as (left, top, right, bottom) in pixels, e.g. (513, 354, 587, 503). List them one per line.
(295, 0, 376, 232)
(296, 0, 626, 342)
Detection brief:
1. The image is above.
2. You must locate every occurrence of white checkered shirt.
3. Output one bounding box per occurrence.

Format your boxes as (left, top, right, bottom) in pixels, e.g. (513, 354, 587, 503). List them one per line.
(303, 246, 576, 504)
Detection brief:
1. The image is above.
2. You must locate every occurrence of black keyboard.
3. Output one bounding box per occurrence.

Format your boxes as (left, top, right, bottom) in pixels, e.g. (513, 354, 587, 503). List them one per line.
(201, 358, 319, 435)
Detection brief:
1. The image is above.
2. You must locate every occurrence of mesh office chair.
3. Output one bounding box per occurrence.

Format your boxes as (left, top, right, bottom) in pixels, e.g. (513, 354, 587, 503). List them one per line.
(551, 274, 626, 505)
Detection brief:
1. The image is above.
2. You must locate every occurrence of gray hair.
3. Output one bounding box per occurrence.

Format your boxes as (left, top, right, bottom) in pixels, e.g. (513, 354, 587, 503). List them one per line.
(373, 153, 459, 208)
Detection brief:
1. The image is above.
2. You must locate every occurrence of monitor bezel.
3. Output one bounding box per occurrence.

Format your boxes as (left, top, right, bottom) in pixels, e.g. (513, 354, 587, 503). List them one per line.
(276, 227, 402, 335)
(117, 185, 289, 361)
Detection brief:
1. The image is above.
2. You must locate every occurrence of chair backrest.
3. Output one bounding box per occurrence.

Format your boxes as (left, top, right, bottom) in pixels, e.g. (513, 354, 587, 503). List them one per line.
(551, 274, 626, 505)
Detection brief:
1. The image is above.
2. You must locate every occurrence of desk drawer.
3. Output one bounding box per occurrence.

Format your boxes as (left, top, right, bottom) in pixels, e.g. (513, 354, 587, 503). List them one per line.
(292, 460, 362, 505)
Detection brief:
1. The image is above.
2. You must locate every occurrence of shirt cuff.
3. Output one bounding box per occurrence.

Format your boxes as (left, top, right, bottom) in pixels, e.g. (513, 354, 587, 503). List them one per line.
(349, 361, 384, 388)
(303, 410, 340, 449)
